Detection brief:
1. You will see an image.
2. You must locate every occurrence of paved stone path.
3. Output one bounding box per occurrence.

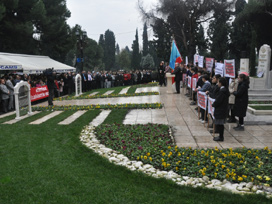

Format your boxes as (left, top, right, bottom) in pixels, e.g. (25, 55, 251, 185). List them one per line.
(0, 111, 15, 119)
(119, 87, 130, 95)
(123, 109, 168, 125)
(90, 110, 111, 126)
(1, 85, 271, 149)
(4, 112, 40, 124)
(30, 111, 63, 125)
(58, 110, 87, 125)
(103, 90, 114, 96)
(89, 92, 99, 96)
(135, 87, 160, 93)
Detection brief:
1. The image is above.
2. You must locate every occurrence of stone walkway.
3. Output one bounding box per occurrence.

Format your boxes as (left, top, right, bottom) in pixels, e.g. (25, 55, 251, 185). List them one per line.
(89, 92, 99, 96)
(103, 90, 114, 96)
(135, 87, 160, 93)
(90, 110, 111, 126)
(119, 87, 130, 94)
(59, 110, 87, 125)
(2, 85, 271, 149)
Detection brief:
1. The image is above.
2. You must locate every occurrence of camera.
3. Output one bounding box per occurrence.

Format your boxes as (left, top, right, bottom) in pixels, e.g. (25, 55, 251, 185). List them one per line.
(43, 68, 54, 76)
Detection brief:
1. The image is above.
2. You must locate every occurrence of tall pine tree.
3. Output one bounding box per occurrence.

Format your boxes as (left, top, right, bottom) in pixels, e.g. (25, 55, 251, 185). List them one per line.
(131, 29, 141, 70)
(142, 22, 149, 56)
(104, 29, 116, 70)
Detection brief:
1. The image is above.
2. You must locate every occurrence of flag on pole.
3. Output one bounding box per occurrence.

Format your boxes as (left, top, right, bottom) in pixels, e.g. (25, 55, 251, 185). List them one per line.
(169, 40, 182, 69)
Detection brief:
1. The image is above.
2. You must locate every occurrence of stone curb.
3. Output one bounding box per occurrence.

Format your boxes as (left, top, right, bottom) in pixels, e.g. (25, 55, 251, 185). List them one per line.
(80, 125, 272, 199)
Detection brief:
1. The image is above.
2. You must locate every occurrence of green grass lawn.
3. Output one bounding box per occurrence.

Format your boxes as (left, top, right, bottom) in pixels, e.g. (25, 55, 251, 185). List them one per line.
(0, 110, 270, 203)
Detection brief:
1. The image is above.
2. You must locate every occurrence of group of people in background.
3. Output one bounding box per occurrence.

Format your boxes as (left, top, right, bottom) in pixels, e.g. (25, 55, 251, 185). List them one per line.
(158, 60, 250, 142)
(0, 69, 159, 113)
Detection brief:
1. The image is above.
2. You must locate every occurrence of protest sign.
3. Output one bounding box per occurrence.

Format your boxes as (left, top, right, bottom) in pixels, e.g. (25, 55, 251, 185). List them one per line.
(197, 91, 207, 110)
(215, 63, 224, 77)
(187, 76, 192, 88)
(208, 97, 215, 119)
(194, 54, 199, 65)
(183, 74, 187, 83)
(206, 58, 214, 72)
(192, 78, 197, 91)
(224, 59, 235, 78)
(198, 56, 204, 68)
(185, 56, 188, 65)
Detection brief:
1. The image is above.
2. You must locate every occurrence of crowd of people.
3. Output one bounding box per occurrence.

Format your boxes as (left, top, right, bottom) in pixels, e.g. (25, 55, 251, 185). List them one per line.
(0, 69, 159, 113)
(158, 61, 250, 142)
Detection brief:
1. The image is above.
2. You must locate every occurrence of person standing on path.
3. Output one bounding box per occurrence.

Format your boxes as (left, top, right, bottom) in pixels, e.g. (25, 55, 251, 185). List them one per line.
(5, 76, 14, 111)
(172, 62, 182, 94)
(233, 73, 249, 131)
(0, 78, 10, 113)
(212, 77, 230, 142)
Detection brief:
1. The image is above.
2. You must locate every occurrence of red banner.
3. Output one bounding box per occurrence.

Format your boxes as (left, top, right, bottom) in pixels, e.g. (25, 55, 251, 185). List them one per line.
(192, 78, 197, 91)
(31, 85, 49, 102)
(206, 58, 214, 72)
(197, 91, 208, 110)
(187, 76, 191, 88)
(208, 97, 215, 119)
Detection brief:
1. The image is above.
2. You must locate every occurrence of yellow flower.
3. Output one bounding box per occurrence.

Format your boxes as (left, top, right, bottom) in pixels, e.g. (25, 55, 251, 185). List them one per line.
(168, 146, 171, 149)
(214, 173, 218, 177)
(211, 160, 215, 164)
(137, 156, 139, 160)
(242, 175, 247, 178)
(175, 146, 178, 149)
(162, 152, 166, 156)
(264, 184, 270, 187)
(221, 165, 225, 169)
(141, 155, 143, 159)
(144, 156, 147, 160)
(210, 156, 214, 160)
(264, 176, 271, 181)
(186, 157, 189, 160)
(147, 152, 150, 156)
(161, 150, 164, 153)
(233, 177, 236, 180)
(184, 168, 186, 170)
(178, 153, 181, 157)
(198, 162, 200, 166)
(264, 146, 269, 151)
(251, 177, 254, 182)
(149, 157, 152, 162)
(167, 163, 170, 167)
(257, 175, 262, 180)
(161, 158, 164, 162)
(169, 152, 173, 155)
(202, 172, 206, 176)
(238, 177, 243, 181)
(176, 167, 179, 171)
(226, 174, 229, 179)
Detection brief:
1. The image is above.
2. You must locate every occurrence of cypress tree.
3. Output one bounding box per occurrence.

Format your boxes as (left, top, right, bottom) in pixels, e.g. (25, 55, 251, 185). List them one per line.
(104, 29, 116, 70)
(131, 29, 141, 70)
(142, 22, 149, 56)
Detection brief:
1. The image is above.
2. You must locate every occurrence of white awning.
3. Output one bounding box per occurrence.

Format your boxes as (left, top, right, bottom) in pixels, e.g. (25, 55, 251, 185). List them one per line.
(0, 52, 76, 73)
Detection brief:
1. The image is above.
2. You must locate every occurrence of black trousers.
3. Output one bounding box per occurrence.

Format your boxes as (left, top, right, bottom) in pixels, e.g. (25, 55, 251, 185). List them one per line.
(1, 99, 8, 113)
(216, 125, 224, 138)
(175, 80, 180, 93)
(48, 89, 54, 106)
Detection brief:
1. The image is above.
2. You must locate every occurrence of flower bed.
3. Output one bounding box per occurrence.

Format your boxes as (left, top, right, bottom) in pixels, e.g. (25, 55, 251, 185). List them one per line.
(54, 92, 159, 101)
(95, 123, 272, 187)
(249, 101, 272, 104)
(32, 103, 163, 111)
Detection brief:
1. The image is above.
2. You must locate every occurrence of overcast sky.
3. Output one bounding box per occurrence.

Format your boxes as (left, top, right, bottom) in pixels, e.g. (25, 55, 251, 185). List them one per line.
(66, 0, 159, 50)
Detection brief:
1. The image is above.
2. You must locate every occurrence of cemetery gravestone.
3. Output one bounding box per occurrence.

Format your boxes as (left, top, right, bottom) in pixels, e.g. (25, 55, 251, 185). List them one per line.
(75, 74, 82, 97)
(14, 81, 32, 120)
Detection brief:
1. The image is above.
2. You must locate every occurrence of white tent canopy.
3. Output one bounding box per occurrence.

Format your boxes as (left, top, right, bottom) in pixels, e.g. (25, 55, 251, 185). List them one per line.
(0, 52, 76, 74)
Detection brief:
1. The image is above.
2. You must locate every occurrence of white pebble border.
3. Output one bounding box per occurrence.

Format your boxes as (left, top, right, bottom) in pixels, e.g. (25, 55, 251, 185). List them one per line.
(80, 125, 272, 199)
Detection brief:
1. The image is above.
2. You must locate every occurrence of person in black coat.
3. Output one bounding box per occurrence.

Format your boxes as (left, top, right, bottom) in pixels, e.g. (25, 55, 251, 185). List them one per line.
(233, 74, 249, 131)
(158, 61, 166, 86)
(212, 77, 230, 141)
(172, 62, 182, 93)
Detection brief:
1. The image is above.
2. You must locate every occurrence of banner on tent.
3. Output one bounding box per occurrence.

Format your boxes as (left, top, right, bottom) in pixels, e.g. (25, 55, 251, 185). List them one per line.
(197, 91, 207, 110)
(31, 86, 49, 102)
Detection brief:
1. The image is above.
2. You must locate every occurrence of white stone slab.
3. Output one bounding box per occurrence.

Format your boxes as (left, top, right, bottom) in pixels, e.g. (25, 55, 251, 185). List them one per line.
(30, 111, 63, 125)
(90, 110, 111, 126)
(135, 87, 160, 93)
(0, 111, 15, 119)
(89, 92, 99, 96)
(119, 87, 130, 95)
(4, 111, 40, 124)
(103, 90, 114, 96)
(58, 111, 87, 125)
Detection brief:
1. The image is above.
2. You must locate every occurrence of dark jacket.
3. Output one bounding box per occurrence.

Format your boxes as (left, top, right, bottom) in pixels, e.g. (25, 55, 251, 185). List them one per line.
(212, 87, 230, 119)
(172, 67, 182, 82)
(209, 84, 220, 99)
(46, 75, 56, 90)
(233, 81, 249, 117)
